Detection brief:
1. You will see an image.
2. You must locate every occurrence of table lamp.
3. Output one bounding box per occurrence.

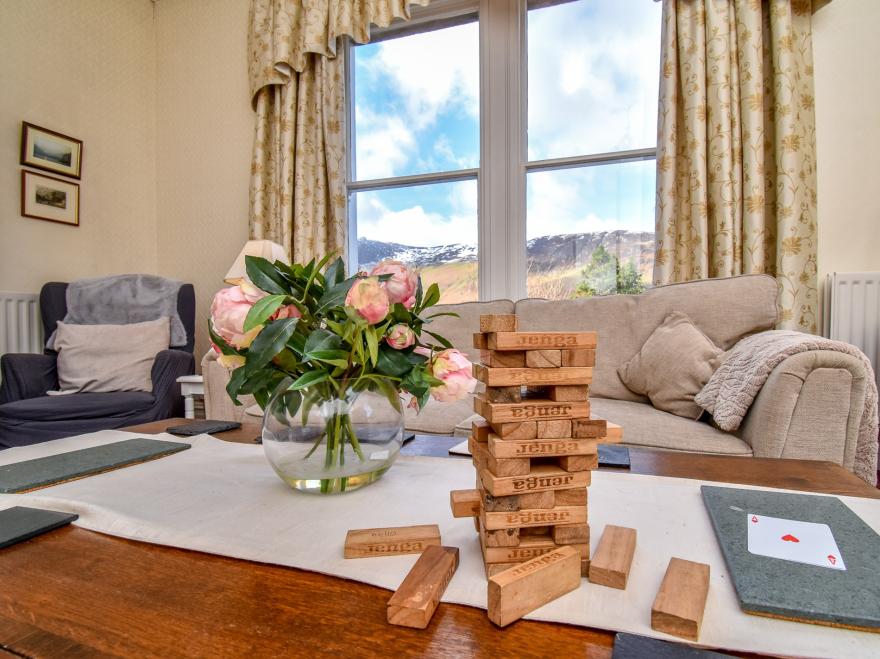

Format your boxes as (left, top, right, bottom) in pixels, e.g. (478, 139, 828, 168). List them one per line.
(224, 240, 289, 285)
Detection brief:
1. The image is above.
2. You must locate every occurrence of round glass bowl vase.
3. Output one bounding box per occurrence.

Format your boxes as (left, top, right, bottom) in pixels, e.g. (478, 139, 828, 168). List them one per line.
(261, 386, 404, 494)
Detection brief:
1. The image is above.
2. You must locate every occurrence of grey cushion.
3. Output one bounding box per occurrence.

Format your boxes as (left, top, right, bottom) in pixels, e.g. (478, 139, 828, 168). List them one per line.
(0, 392, 156, 422)
(405, 396, 475, 436)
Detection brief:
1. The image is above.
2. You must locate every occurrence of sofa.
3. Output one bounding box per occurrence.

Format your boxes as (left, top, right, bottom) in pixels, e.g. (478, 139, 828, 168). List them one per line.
(203, 275, 876, 479)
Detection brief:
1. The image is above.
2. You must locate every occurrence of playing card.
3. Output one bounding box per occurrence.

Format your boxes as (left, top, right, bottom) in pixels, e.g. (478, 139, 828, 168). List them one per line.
(746, 513, 846, 570)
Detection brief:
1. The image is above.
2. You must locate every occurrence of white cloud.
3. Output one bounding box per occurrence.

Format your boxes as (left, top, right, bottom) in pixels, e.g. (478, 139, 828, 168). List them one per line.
(354, 106, 416, 180)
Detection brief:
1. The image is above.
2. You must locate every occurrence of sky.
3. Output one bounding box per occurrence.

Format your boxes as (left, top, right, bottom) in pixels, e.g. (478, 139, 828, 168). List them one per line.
(352, 0, 662, 251)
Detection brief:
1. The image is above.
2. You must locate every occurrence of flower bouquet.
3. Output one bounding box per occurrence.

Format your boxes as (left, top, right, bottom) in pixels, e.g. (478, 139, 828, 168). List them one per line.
(209, 255, 476, 493)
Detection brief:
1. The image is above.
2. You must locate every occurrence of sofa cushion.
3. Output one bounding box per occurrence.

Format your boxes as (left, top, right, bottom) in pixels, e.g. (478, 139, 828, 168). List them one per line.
(515, 274, 777, 401)
(421, 299, 515, 362)
(618, 312, 723, 419)
(590, 398, 753, 456)
(405, 397, 475, 436)
(0, 392, 156, 422)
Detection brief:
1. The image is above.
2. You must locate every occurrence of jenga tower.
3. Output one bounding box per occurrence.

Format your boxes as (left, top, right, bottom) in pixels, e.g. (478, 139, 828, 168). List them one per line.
(451, 314, 623, 579)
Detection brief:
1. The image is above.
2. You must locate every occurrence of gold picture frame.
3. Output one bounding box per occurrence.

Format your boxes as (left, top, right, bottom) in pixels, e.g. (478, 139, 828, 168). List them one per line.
(20, 122, 83, 179)
(21, 170, 80, 227)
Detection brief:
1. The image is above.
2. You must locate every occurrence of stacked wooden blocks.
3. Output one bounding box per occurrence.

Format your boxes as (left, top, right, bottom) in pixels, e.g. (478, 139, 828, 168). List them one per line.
(452, 314, 623, 586)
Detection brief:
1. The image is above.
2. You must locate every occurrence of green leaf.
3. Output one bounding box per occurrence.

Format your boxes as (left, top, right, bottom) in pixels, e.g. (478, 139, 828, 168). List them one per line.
(368, 375, 402, 413)
(366, 327, 379, 366)
(289, 369, 330, 391)
(425, 311, 459, 320)
(303, 328, 344, 358)
(318, 275, 359, 310)
(414, 276, 423, 309)
(225, 366, 248, 404)
(244, 317, 299, 375)
(376, 345, 413, 377)
(324, 256, 346, 286)
(421, 283, 441, 310)
(424, 330, 453, 349)
(307, 349, 349, 369)
(243, 294, 286, 332)
(208, 323, 242, 356)
(245, 256, 288, 295)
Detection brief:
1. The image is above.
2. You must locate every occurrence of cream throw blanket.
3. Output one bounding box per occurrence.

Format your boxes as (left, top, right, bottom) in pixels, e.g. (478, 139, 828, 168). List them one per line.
(696, 331, 879, 485)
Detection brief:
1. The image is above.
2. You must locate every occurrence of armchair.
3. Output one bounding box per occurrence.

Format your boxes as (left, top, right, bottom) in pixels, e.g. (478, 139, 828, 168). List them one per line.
(0, 281, 196, 448)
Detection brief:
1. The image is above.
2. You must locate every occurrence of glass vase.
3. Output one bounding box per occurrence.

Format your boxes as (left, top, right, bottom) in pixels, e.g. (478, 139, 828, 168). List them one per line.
(261, 385, 404, 494)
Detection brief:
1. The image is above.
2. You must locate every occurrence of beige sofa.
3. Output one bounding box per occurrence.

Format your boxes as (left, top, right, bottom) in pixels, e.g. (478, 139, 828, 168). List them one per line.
(203, 275, 875, 478)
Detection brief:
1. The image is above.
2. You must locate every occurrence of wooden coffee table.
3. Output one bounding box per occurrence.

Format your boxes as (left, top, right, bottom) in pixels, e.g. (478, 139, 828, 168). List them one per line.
(0, 419, 876, 658)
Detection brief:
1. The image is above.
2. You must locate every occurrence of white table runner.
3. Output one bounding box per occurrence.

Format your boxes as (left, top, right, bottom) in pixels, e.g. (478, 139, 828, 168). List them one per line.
(2, 430, 879, 657)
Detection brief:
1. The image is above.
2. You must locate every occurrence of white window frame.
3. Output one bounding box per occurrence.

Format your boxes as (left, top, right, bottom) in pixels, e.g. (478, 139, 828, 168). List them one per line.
(345, 0, 657, 301)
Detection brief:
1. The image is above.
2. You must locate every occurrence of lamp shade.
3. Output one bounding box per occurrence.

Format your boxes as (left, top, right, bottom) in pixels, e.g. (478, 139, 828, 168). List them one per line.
(224, 240, 290, 285)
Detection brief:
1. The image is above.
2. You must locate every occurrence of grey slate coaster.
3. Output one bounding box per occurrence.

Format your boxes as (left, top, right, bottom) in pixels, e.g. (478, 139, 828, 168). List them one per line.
(612, 633, 732, 658)
(0, 506, 78, 548)
(0, 438, 190, 493)
(701, 485, 880, 631)
(599, 444, 630, 468)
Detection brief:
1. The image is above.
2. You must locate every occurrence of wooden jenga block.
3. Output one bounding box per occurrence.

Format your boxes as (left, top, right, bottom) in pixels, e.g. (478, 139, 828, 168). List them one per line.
(480, 350, 526, 368)
(494, 421, 537, 440)
(526, 350, 562, 368)
(481, 535, 560, 564)
(588, 525, 637, 590)
(480, 314, 518, 333)
(561, 349, 596, 367)
(547, 385, 589, 402)
(572, 418, 608, 439)
(481, 465, 590, 497)
(487, 546, 581, 627)
(519, 526, 551, 537)
(469, 436, 488, 472)
(580, 559, 590, 577)
(487, 453, 531, 478)
(489, 436, 598, 459)
(473, 332, 489, 350)
(517, 490, 556, 509)
(482, 505, 587, 531)
(477, 398, 590, 424)
(473, 364, 592, 387)
(606, 421, 623, 443)
(449, 489, 480, 518)
(482, 491, 520, 512)
(552, 523, 590, 545)
(484, 527, 520, 547)
(651, 558, 710, 641)
(344, 525, 441, 558)
(486, 386, 522, 403)
(488, 331, 598, 351)
(487, 563, 511, 578)
(472, 418, 491, 442)
(536, 419, 572, 438)
(387, 545, 459, 629)
(553, 487, 587, 507)
(557, 454, 598, 472)
(473, 515, 481, 532)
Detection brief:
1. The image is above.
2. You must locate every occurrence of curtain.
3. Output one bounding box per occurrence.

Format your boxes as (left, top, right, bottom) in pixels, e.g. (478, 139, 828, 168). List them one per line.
(247, 0, 428, 263)
(654, 0, 818, 333)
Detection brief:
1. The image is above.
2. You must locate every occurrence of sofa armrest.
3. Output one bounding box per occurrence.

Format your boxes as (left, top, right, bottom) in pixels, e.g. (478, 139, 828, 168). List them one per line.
(0, 353, 58, 403)
(150, 350, 195, 416)
(201, 350, 256, 422)
(738, 350, 869, 473)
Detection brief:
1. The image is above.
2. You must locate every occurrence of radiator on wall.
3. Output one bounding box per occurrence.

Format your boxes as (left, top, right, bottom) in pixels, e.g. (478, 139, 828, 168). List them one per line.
(0, 292, 43, 357)
(824, 272, 880, 389)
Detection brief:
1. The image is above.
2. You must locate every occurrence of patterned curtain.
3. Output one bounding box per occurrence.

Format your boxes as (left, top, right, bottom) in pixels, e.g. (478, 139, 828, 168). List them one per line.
(247, 0, 428, 263)
(654, 0, 818, 333)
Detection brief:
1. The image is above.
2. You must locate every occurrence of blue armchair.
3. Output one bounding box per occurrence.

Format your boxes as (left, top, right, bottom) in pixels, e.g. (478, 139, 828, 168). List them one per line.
(0, 282, 196, 448)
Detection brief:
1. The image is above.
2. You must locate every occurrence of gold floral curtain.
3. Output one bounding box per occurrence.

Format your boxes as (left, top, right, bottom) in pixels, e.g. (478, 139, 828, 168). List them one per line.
(654, 0, 818, 332)
(247, 0, 428, 263)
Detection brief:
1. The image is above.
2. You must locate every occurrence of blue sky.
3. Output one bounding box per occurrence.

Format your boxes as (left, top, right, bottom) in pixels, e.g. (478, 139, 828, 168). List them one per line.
(352, 0, 661, 249)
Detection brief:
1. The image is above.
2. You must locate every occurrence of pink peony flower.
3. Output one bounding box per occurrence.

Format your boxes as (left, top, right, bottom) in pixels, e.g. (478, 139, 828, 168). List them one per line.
(386, 324, 415, 350)
(271, 304, 301, 321)
(345, 276, 390, 324)
(239, 280, 267, 303)
(210, 286, 262, 349)
(428, 348, 477, 403)
(210, 342, 245, 369)
(370, 260, 418, 309)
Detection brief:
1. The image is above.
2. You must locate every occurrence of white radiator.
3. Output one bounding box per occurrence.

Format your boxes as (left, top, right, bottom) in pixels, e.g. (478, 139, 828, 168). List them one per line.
(824, 272, 880, 389)
(0, 292, 43, 357)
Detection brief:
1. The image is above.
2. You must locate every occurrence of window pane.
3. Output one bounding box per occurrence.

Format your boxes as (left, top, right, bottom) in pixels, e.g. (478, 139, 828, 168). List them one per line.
(527, 0, 662, 160)
(352, 21, 479, 180)
(353, 180, 478, 304)
(526, 160, 655, 299)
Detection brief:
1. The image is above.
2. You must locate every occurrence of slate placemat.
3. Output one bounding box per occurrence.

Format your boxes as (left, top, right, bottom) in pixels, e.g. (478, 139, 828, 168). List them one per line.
(599, 444, 630, 468)
(702, 485, 880, 631)
(612, 633, 733, 659)
(0, 506, 78, 548)
(0, 438, 190, 493)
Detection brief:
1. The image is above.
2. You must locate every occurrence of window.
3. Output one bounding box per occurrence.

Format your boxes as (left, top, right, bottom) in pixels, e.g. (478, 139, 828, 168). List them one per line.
(347, 0, 661, 302)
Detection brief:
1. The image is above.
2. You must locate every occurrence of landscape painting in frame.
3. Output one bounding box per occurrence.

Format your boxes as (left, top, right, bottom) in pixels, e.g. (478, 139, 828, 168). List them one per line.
(20, 122, 82, 179)
(21, 170, 80, 227)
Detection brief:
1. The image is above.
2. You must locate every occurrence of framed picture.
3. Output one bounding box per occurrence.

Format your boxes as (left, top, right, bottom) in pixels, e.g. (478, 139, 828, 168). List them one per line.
(20, 122, 83, 179)
(21, 170, 80, 227)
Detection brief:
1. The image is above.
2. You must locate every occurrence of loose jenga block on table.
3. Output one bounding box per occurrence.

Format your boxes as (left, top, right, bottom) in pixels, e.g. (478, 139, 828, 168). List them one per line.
(536, 419, 572, 438)
(526, 350, 562, 368)
(488, 332, 598, 351)
(547, 385, 589, 402)
(588, 525, 637, 590)
(487, 546, 582, 627)
(473, 333, 489, 350)
(481, 465, 591, 497)
(480, 314, 518, 333)
(344, 525, 441, 558)
(493, 421, 537, 440)
(561, 349, 596, 367)
(553, 487, 588, 507)
(475, 398, 590, 424)
(480, 350, 526, 368)
(473, 364, 592, 387)
(486, 386, 523, 403)
(472, 418, 491, 442)
(482, 505, 587, 531)
(489, 436, 597, 459)
(552, 522, 590, 545)
(651, 557, 710, 641)
(557, 454, 598, 472)
(387, 545, 459, 629)
(449, 489, 481, 518)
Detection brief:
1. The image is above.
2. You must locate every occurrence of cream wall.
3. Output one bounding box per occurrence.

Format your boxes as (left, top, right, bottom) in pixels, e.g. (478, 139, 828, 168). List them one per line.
(0, 0, 158, 292)
(813, 0, 880, 286)
(155, 0, 253, 360)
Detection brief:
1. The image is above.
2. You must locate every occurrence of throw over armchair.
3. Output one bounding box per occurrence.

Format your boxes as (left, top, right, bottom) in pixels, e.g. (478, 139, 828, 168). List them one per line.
(0, 281, 196, 448)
